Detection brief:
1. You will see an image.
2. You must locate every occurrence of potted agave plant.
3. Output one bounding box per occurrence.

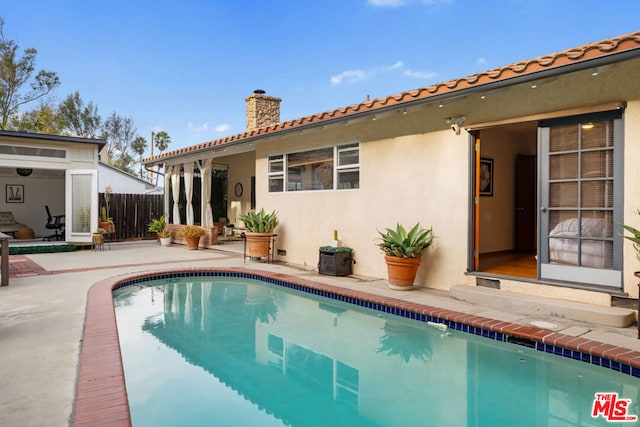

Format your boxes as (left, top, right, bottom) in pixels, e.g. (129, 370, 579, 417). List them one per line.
(376, 222, 434, 290)
(176, 225, 206, 250)
(239, 208, 278, 259)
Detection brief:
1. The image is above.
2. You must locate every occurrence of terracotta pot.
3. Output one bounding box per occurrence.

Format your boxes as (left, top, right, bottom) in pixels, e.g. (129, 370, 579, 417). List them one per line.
(384, 255, 422, 290)
(185, 236, 200, 250)
(245, 232, 273, 258)
(98, 222, 115, 233)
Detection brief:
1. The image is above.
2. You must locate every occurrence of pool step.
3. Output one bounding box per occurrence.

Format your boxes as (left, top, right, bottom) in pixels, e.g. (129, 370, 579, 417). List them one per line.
(449, 285, 636, 328)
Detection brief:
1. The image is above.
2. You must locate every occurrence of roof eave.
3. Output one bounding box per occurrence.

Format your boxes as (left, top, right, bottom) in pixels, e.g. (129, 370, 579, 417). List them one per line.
(144, 39, 640, 166)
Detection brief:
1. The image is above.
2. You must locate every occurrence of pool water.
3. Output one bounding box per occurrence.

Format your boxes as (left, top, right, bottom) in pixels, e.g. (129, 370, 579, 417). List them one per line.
(113, 276, 639, 426)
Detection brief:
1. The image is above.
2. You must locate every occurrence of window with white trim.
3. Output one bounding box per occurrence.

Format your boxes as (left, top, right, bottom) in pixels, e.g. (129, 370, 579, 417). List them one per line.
(268, 143, 360, 192)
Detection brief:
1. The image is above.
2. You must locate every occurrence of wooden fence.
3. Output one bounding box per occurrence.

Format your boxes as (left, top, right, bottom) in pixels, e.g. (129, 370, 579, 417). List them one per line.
(99, 193, 164, 241)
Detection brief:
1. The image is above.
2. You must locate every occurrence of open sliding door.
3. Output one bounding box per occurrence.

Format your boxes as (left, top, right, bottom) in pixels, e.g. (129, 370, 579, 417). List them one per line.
(65, 169, 98, 243)
(538, 111, 623, 289)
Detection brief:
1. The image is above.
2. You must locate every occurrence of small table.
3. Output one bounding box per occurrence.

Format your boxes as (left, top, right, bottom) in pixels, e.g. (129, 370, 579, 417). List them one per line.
(92, 234, 106, 251)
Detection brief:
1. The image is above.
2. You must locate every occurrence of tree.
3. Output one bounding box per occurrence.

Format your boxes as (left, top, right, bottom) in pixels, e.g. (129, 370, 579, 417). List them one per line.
(10, 101, 60, 133)
(57, 91, 101, 138)
(131, 136, 148, 178)
(153, 130, 171, 153)
(102, 112, 139, 174)
(0, 18, 60, 129)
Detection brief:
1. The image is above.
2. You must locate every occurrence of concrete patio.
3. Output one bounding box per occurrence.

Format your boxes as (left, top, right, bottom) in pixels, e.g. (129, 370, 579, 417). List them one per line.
(0, 240, 638, 426)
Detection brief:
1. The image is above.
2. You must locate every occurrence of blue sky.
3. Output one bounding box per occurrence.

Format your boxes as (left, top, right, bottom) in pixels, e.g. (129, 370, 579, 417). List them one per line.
(2, 1, 639, 153)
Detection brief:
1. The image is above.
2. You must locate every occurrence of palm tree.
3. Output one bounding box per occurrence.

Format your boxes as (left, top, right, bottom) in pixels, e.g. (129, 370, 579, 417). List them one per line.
(151, 130, 171, 185)
(131, 136, 147, 178)
(154, 130, 171, 153)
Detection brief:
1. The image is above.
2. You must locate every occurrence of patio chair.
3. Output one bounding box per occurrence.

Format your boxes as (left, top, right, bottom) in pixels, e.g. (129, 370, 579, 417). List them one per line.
(45, 206, 65, 240)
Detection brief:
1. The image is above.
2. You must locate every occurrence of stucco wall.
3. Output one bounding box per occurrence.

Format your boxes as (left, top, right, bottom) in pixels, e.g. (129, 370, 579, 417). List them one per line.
(253, 57, 640, 298)
(622, 100, 640, 298)
(256, 114, 473, 291)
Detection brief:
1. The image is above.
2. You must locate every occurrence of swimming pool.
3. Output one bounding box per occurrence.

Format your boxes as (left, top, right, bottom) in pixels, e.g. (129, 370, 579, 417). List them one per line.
(112, 272, 639, 426)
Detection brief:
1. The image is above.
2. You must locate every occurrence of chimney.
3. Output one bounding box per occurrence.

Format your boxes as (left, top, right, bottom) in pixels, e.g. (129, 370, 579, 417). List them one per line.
(245, 89, 281, 131)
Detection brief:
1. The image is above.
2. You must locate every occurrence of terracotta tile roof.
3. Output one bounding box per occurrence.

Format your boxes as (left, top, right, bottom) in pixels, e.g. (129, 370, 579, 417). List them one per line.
(144, 30, 640, 164)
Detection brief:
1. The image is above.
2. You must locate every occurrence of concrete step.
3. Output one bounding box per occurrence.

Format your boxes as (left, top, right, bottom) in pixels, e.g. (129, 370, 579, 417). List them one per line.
(449, 285, 637, 328)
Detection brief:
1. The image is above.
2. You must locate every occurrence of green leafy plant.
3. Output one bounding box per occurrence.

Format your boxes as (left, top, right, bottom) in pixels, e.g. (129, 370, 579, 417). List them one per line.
(147, 216, 166, 233)
(239, 208, 278, 233)
(621, 210, 640, 261)
(176, 225, 206, 239)
(94, 228, 107, 234)
(100, 206, 114, 224)
(158, 229, 172, 239)
(376, 222, 434, 258)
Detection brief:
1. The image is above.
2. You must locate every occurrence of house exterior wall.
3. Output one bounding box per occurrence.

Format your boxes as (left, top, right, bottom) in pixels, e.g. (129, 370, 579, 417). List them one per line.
(256, 113, 472, 291)
(255, 57, 640, 300)
(225, 151, 256, 224)
(622, 99, 640, 298)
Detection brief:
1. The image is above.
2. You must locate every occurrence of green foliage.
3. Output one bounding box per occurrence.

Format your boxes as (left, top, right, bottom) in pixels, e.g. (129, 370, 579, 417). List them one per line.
(239, 208, 278, 233)
(376, 222, 434, 258)
(176, 225, 206, 238)
(10, 102, 60, 133)
(0, 18, 60, 129)
(157, 229, 172, 238)
(621, 210, 640, 262)
(57, 91, 101, 138)
(147, 216, 166, 233)
(153, 130, 171, 153)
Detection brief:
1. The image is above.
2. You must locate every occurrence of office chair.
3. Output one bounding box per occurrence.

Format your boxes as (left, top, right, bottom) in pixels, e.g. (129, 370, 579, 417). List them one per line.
(45, 206, 65, 240)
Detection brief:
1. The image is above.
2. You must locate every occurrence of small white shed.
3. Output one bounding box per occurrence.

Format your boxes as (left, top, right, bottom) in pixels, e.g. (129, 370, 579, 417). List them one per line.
(0, 130, 106, 242)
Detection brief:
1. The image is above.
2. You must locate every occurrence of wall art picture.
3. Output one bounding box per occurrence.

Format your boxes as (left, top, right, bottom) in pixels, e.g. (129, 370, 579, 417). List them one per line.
(479, 158, 494, 196)
(6, 184, 24, 203)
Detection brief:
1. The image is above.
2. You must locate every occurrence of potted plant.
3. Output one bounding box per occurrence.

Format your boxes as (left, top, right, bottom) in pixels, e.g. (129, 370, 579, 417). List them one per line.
(376, 222, 434, 290)
(239, 208, 278, 259)
(147, 216, 167, 239)
(92, 228, 107, 245)
(158, 229, 172, 247)
(176, 224, 206, 250)
(98, 206, 115, 233)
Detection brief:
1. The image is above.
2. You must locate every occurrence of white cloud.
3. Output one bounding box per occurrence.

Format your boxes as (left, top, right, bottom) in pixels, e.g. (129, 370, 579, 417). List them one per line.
(386, 61, 404, 71)
(214, 124, 231, 133)
(403, 69, 437, 79)
(477, 57, 487, 66)
(188, 122, 209, 133)
(331, 70, 366, 86)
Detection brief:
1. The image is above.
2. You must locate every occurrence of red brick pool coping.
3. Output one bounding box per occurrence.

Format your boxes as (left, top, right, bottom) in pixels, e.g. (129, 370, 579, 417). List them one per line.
(72, 267, 640, 426)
